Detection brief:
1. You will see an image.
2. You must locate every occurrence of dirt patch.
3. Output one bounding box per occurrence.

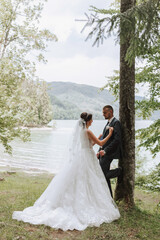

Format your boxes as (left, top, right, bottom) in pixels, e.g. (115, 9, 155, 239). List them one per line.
(24, 225, 81, 239)
(51, 229, 81, 239)
(126, 228, 139, 239)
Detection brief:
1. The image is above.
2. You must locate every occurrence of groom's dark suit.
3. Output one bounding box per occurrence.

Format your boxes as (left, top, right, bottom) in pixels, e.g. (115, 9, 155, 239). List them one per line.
(98, 117, 122, 197)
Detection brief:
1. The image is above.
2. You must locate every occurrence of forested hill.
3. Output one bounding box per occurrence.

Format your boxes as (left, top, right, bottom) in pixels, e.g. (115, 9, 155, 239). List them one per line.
(47, 82, 118, 119)
(47, 81, 159, 120)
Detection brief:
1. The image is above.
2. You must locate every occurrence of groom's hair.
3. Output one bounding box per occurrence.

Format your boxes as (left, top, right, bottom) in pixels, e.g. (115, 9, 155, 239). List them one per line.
(103, 105, 114, 113)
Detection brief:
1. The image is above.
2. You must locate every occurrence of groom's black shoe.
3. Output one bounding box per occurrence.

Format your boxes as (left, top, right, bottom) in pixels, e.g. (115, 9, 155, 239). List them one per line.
(117, 167, 123, 183)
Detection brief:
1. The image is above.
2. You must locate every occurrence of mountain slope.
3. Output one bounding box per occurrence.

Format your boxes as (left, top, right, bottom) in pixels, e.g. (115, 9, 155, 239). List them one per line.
(47, 82, 119, 119)
(47, 81, 159, 120)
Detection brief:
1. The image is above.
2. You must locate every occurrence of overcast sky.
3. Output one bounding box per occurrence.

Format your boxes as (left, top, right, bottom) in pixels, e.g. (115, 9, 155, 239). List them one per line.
(35, 0, 148, 97)
(36, 0, 120, 89)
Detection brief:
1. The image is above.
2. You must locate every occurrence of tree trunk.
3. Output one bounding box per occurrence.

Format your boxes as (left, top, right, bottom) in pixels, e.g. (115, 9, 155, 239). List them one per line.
(115, 0, 136, 207)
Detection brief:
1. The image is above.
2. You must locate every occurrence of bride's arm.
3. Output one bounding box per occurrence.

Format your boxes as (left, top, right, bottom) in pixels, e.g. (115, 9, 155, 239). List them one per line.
(87, 128, 113, 146)
(91, 134, 103, 146)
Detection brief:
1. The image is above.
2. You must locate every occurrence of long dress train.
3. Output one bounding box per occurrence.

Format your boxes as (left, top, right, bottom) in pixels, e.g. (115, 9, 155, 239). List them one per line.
(12, 119, 120, 231)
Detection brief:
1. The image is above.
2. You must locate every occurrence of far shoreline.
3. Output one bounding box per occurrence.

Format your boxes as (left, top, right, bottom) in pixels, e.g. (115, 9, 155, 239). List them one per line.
(0, 166, 56, 176)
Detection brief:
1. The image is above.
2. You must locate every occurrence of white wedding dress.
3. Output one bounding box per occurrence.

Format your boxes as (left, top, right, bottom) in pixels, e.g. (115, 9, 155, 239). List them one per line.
(12, 119, 120, 231)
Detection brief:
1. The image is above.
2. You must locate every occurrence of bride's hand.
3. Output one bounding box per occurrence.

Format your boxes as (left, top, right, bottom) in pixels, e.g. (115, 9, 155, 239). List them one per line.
(109, 127, 114, 135)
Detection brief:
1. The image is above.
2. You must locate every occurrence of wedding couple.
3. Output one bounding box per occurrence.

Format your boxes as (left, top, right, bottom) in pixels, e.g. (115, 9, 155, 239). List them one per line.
(12, 105, 122, 231)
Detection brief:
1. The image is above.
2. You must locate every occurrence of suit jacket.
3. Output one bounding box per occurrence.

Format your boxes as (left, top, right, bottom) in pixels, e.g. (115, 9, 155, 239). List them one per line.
(99, 117, 123, 160)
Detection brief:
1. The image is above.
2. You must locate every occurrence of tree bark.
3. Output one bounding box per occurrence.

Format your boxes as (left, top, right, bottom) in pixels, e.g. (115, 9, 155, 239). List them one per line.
(115, 0, 136, 207)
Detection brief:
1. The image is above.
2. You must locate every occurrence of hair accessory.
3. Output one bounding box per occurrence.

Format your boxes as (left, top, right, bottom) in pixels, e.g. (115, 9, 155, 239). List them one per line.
(79, 118, 86, 128)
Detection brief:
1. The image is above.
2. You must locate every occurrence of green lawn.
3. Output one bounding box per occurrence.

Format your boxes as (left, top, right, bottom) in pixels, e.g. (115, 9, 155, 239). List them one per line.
(0, 172, 159, 240)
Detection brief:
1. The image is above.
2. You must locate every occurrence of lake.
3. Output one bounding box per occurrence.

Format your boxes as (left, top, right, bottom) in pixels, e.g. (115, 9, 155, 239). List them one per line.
(0, 120, 159, 175)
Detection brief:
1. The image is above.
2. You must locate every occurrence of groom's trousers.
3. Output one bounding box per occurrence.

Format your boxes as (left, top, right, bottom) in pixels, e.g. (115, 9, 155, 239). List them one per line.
(99, 156, 121, 198)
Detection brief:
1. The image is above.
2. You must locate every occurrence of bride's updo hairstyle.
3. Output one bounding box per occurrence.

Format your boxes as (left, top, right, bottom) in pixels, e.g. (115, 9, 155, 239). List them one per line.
(80, 112, 92, 127)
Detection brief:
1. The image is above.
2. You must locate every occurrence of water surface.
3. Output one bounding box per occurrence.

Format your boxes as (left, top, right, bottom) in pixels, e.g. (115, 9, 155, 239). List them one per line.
(0, 120, 159, 174)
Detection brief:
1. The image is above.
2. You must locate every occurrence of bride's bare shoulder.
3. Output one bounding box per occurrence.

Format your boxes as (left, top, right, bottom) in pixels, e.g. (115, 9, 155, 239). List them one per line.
(86, 129, 93, 137)
(86, 129, 91, 133)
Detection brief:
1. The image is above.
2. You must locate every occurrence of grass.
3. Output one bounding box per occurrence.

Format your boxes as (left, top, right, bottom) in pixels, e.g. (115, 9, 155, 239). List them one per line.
(0, 171, 160, 240)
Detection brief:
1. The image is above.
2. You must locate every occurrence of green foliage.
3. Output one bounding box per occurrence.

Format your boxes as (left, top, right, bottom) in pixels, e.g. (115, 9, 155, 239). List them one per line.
(136, 120, 160, 157)
(136, 163, 160, 192)
(0, 0, 57, 60)
(101, 60, 160, 156)
(134, 40, 160, 155)
(20, 80, 53, 127)
(120, 0, 160, 65)
(83, 0, 160, 64)
(100, 70, 120, 101)
(0, 0, 57, 153)
(95, 4, 160, 156)
(135, 40, 160, 119)
(0, 57, 30, 154)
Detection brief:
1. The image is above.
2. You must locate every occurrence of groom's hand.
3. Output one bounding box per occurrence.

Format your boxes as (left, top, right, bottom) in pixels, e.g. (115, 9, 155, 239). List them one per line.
(98, 134, 103, 139)
(99, 150, 106, 157)
(96, 152, 100, 159)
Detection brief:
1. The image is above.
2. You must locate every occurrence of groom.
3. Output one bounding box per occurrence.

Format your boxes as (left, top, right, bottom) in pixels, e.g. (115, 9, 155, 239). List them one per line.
(97, 105, 122, 197)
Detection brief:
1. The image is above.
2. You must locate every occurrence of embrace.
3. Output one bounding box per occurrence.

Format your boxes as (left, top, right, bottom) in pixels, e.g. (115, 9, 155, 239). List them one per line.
(12, 105, 123, 231)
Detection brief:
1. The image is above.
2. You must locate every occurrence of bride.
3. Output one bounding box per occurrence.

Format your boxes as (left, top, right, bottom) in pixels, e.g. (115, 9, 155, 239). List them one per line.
(12, 112, 120, 231)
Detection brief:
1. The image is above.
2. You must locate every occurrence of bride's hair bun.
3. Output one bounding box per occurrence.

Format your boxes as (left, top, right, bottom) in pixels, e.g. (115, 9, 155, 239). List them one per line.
(80, 112, 92, 122)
